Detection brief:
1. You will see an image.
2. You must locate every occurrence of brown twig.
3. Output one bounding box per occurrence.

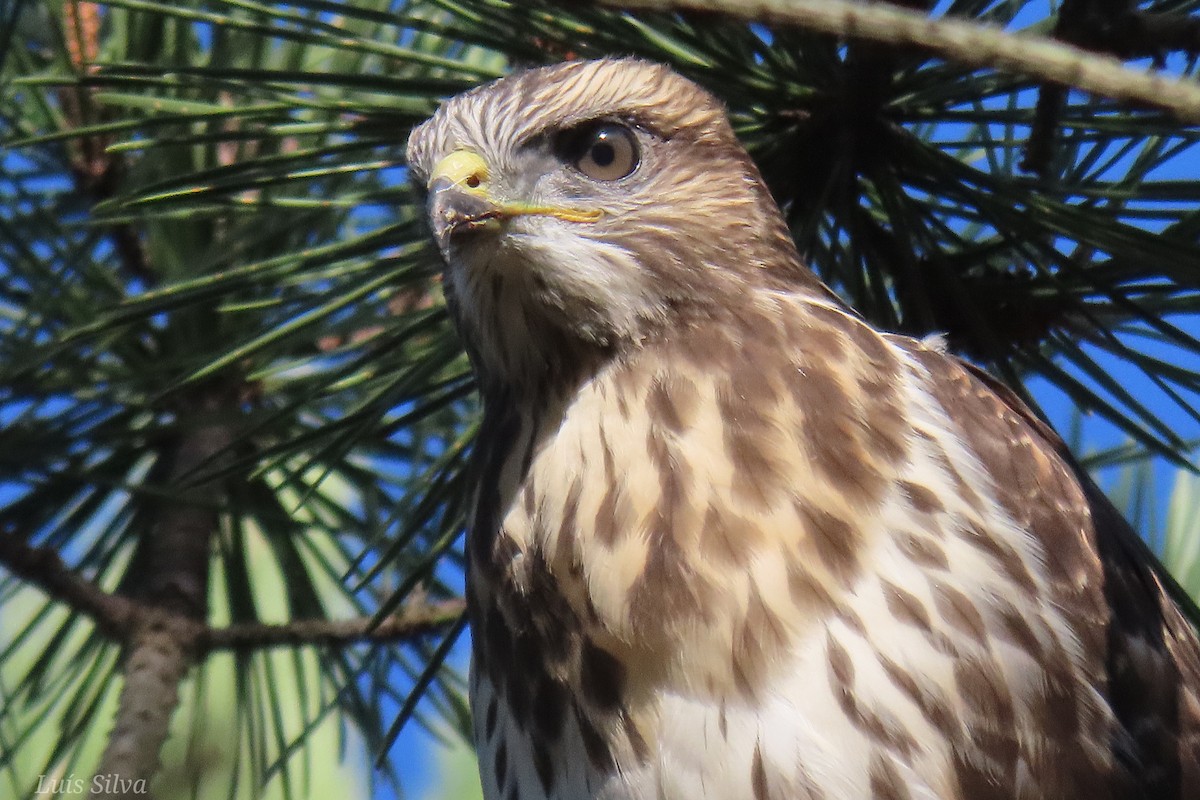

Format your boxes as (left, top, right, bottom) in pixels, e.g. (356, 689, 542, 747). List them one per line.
(1023, 83, 1068, 175)
(1024, 0, 1119, 175)
(0, 534, 139, 637)
(601, 0, 1200, 123)
(59, 0, 153, 281)
(0, 534, 466, 653)
(198, 599, 467, 652)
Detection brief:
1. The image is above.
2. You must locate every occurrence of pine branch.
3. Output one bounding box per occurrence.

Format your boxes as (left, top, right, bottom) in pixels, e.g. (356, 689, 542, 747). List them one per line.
(602, 0, 1200, 122)
(0, 535, 466, 651)
(198, 600, 467, 652)
(0, 534, 139, 637)
(91, 619, 193, 800)
(1055, 0, 1200, 61)
(90, 395, 234, 800)
(1024, 0, 1200, 174)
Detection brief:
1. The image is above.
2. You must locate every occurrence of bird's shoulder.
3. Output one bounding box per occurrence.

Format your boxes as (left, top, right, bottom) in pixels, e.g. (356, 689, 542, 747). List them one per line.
(895, 327, 1200, 790)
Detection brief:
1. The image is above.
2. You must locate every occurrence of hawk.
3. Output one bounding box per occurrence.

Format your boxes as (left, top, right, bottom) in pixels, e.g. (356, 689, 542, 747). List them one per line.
(406, 59, 1200, 800)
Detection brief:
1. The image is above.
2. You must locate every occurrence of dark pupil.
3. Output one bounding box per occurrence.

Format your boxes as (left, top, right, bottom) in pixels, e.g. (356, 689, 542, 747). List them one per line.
(590, 137, 616, 167)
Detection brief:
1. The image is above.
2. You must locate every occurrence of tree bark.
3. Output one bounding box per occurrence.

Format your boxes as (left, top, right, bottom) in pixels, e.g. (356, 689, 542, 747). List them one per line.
(89, 392, 235, 800)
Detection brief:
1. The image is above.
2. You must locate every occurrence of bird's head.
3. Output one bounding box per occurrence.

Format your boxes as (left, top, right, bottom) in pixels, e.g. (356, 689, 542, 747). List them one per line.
(407, 59, 810, 390)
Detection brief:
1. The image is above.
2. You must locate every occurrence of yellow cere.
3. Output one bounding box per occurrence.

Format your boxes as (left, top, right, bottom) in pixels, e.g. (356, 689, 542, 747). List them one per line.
(429, 149, 490, 193)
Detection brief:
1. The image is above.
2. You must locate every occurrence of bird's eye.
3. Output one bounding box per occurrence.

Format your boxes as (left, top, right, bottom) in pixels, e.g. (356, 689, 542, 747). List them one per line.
(560, 122, 640, 181)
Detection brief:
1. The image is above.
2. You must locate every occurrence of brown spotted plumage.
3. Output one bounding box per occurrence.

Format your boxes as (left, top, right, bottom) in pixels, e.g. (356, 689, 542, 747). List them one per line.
(407, 59, 1200, 800)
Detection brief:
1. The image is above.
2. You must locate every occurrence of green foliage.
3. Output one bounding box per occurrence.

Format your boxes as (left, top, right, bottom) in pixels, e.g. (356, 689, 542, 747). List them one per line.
(1, 1, 1199, 797)
(1164, 462, 1200, 600)
(1, 1, 484, 794)
(0, 531, 372, 799)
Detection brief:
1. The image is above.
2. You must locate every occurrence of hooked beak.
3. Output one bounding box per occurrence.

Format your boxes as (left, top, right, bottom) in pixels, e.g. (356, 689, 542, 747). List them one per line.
(427, 150, 501, 241)
(426, 149, 602, 243)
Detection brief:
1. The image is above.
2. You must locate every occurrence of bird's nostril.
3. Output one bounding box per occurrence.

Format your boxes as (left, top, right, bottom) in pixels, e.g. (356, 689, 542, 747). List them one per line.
(429, 150, 490, 194)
